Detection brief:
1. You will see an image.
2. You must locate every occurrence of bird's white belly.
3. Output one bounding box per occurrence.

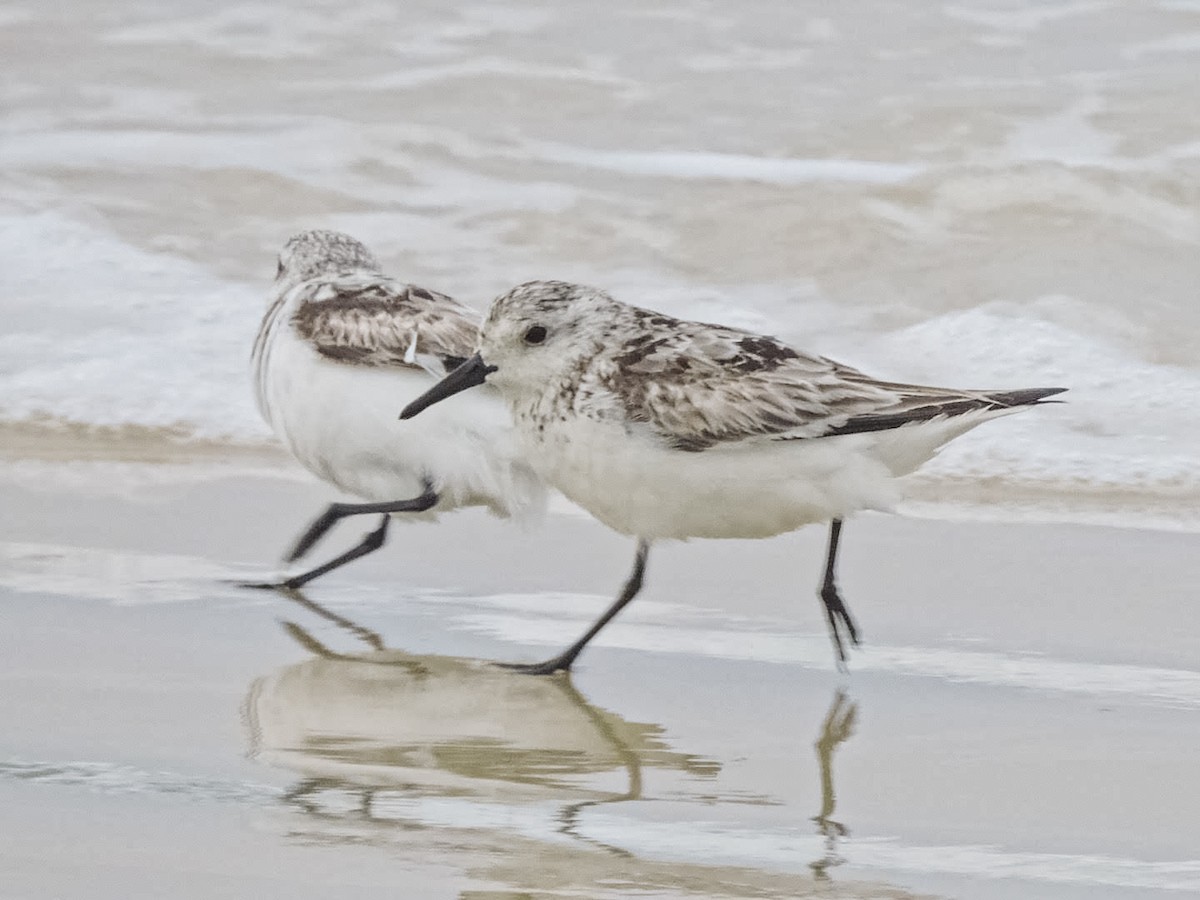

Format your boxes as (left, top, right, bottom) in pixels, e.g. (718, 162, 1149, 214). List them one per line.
(520, 406, 1015, 540)
(522, 417, 905, 541)
(259, 332, 543, 518)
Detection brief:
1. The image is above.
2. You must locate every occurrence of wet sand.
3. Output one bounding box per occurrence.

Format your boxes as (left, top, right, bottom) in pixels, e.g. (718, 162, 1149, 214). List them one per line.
(2, 459, 1199, 899)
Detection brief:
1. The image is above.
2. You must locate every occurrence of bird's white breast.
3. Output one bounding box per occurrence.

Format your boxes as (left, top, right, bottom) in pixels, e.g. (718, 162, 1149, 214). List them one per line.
(255, 317, 544, 519)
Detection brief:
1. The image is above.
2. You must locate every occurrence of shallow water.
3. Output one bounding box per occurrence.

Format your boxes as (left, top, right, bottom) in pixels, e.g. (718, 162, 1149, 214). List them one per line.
(2, 0, 1199, 521)
(2, 471, 1200, 899)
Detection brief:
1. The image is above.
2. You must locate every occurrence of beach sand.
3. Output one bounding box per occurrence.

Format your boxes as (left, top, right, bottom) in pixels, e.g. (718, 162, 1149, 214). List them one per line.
(1, 446, 1198, 899)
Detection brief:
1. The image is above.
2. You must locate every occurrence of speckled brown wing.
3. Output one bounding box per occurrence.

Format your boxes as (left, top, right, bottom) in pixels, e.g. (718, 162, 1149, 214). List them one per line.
(600, 315, 1064, 451)
(289, 272, 480, 374)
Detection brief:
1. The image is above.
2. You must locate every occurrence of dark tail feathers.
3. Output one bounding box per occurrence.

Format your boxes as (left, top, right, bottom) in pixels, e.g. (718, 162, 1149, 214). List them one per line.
(985, 387, 1068, 407)
(825, 386, 1067, 437)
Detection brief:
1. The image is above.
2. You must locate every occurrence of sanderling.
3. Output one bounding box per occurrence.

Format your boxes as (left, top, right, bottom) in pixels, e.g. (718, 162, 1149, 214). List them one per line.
(246, 230, 545, 589)
(401, 280, 1065, 672)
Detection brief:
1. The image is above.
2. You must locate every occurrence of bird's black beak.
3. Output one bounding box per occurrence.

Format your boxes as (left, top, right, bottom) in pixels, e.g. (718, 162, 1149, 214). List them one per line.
(400, 353, 496, 419)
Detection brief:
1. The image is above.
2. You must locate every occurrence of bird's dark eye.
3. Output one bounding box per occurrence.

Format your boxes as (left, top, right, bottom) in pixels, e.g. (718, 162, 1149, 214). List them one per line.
(524, 325, 548, 345)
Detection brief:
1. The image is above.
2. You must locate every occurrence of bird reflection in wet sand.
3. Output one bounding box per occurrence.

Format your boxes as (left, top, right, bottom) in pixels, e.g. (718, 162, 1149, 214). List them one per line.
(809, 689, 859, 882)
(243, 594, 915, 898)
(243, 589, 719, 853)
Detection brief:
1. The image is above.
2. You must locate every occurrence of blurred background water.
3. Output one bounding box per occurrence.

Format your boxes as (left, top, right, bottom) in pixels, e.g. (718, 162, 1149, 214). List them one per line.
(2, 0, 1198, 521)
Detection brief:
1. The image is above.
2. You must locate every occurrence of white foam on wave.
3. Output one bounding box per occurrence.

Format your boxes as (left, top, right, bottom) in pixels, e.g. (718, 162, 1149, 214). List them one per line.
(1121, 30, 1200, 60)
(104, 4, 401, 60)
(103, 2, 551, 62)
(0, 209, 268, 442)
(942, 2, 1108, 32)
(842, 301, 1200, 493)
(0, 119, 370, 184)
(527, 142, 926, 185)
(581, 812, 1200, 893)
(351, 58, 636, 92)
(455, 604, 1200, 709)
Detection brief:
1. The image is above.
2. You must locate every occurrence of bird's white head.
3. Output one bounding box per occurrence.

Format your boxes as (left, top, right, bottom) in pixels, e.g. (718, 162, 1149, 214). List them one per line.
(477, 280, 618, 391)
(274, 230, 381, 295)
(400, 280, 618, 419)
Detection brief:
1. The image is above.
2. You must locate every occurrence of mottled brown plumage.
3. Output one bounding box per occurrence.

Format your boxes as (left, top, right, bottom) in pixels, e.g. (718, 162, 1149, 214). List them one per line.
(288, 274, 479, 374)
(596, 314, 1063, 450)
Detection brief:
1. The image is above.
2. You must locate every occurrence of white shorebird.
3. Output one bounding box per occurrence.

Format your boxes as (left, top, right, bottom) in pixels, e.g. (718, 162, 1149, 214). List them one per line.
(247, 231, 545, 589)
(401, 280, 1066, 672)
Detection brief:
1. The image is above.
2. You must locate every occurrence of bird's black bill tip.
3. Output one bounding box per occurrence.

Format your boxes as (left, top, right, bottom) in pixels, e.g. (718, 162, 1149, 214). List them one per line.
(400, 353, 496, 419)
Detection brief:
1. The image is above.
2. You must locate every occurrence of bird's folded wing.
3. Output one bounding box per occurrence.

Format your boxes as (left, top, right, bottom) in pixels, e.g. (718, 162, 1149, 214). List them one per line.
(602, 321, 1058, 451)
(290, 273, 480, 375)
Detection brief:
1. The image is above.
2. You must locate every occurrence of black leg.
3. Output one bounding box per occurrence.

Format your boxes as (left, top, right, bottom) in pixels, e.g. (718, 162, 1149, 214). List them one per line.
(818, 519, 861, 664)
(271, 515, 391, 590)
(285, 481, 438, 563)
(501, 539, 650, 676)
(240, 483, 438, 591)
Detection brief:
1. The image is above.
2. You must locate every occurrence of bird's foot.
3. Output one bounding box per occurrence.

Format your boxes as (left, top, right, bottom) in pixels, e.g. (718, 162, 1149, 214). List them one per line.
(235, 577, 305, 591)
(495, 655, 573, 676)
(820, 583, 861, 666)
